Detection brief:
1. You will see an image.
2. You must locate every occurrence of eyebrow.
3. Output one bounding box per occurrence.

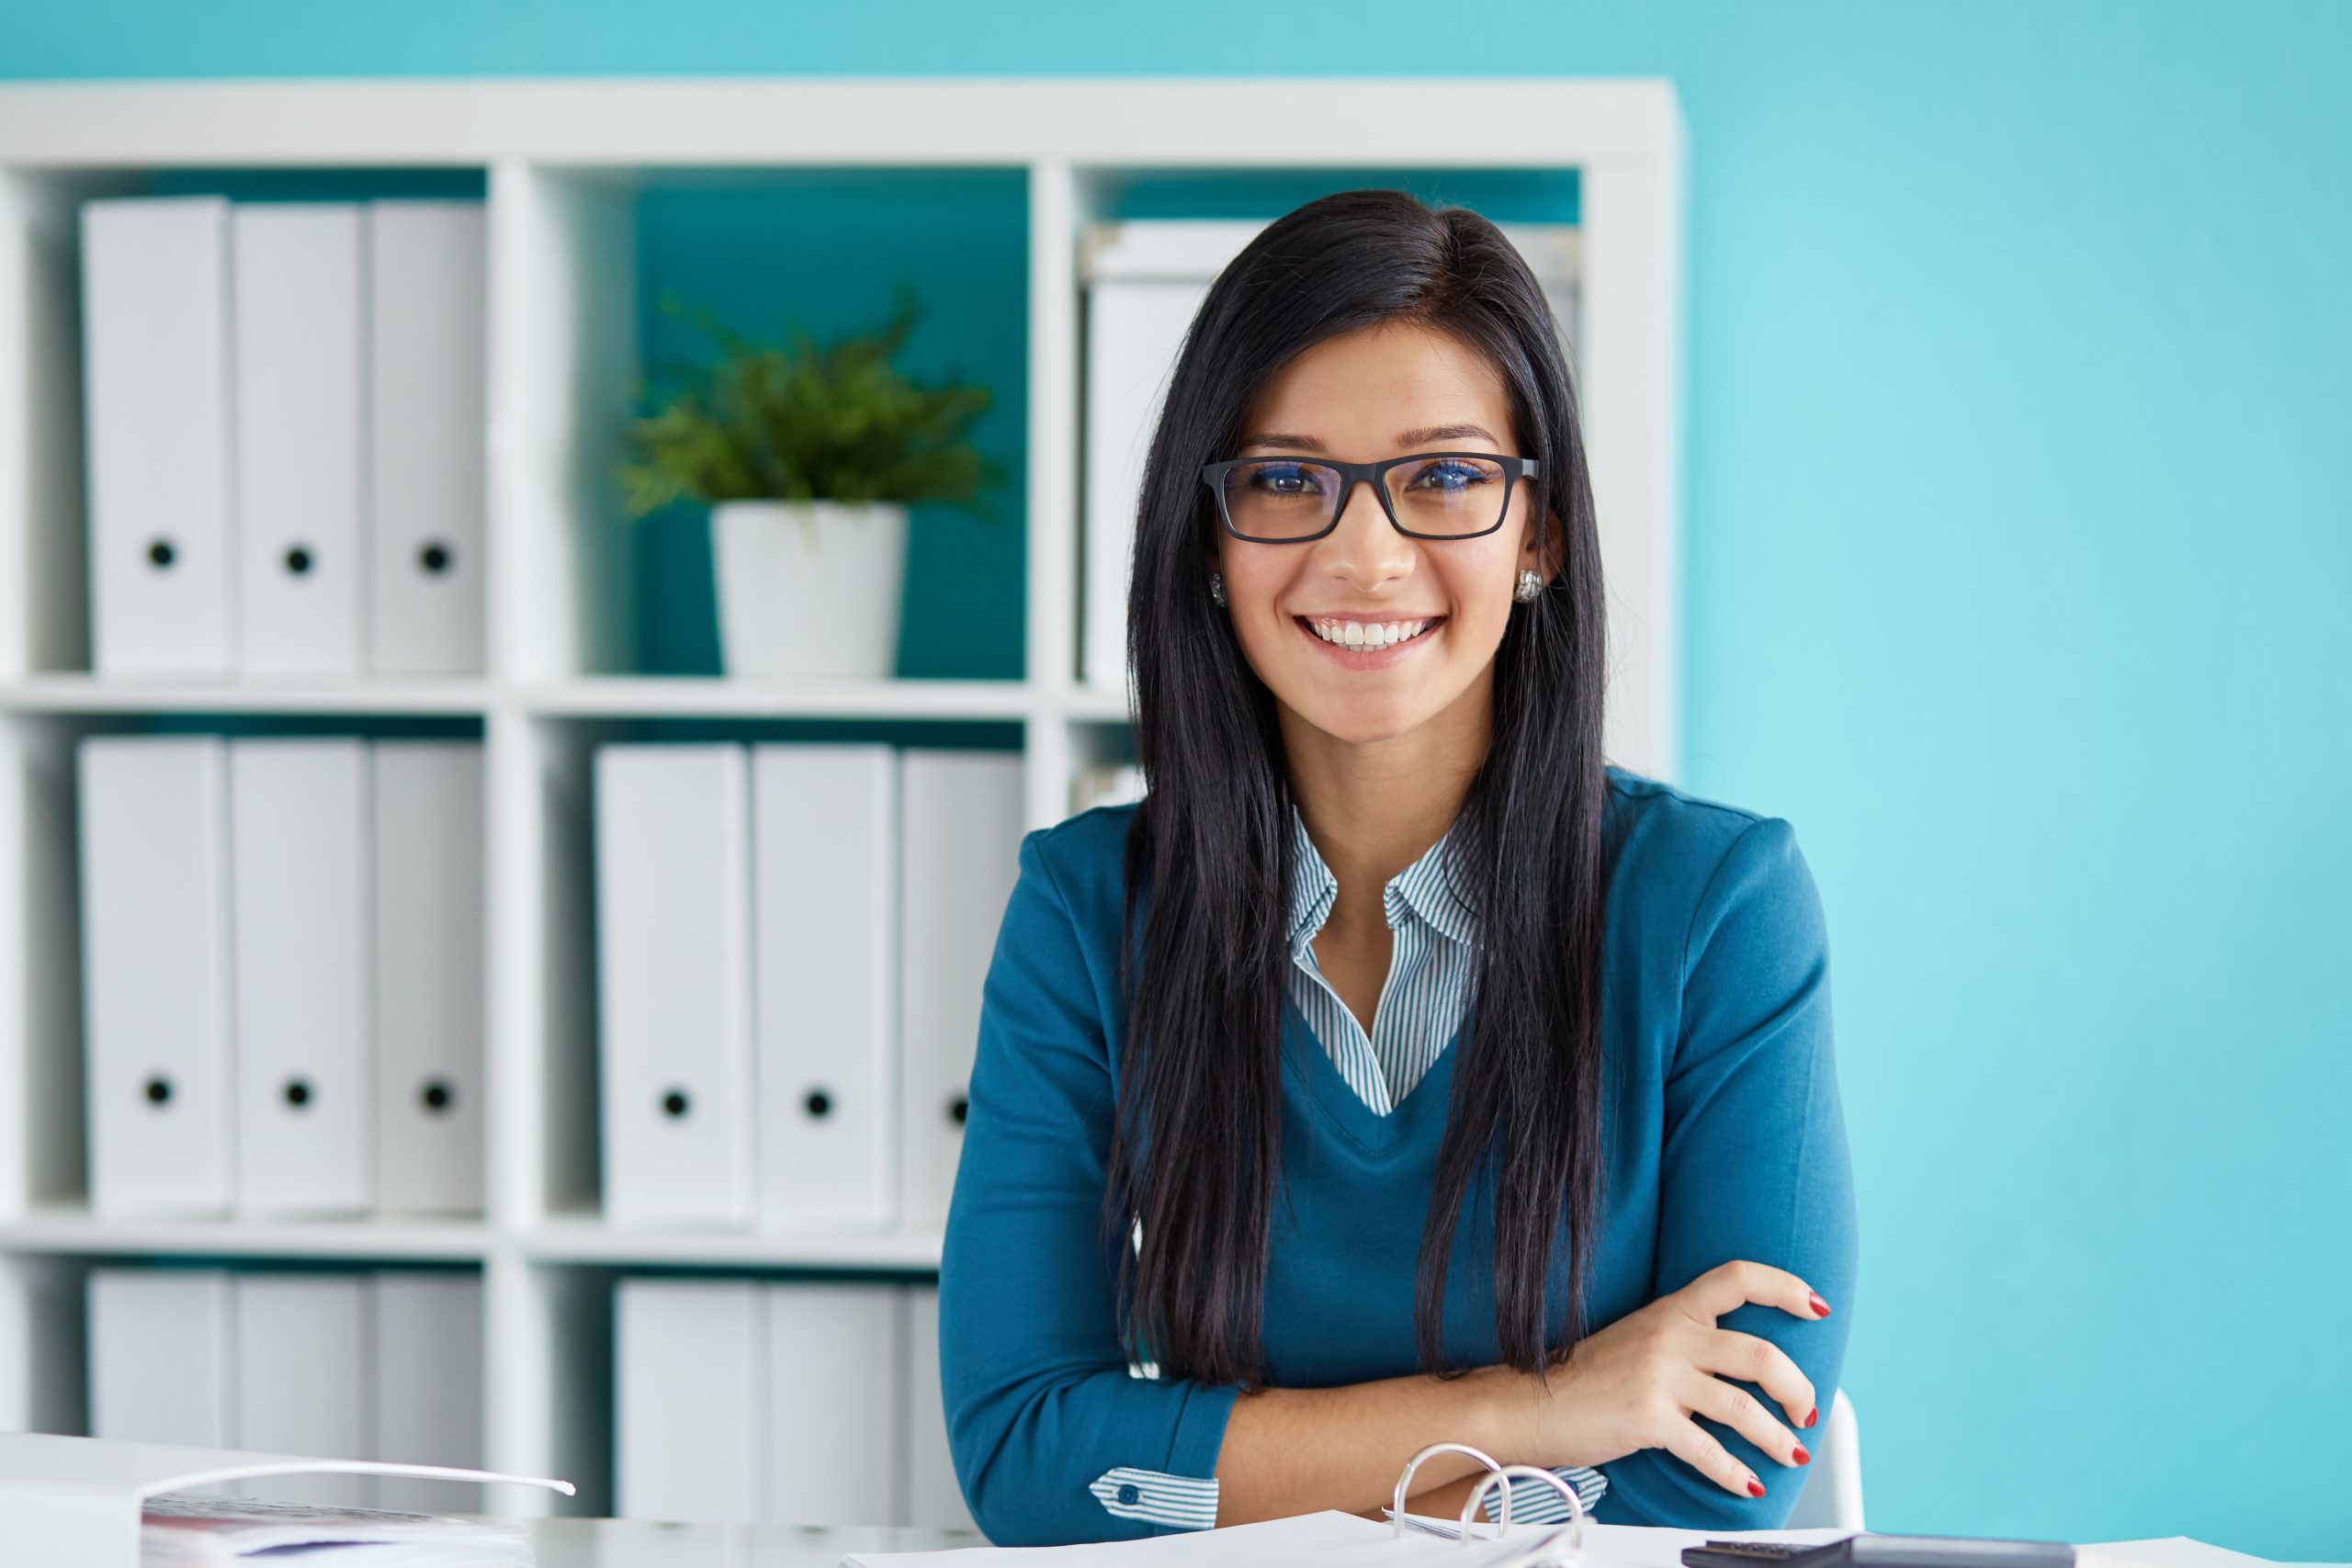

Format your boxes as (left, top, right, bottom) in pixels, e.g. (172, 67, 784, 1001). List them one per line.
(1238, 423, 1501, 454)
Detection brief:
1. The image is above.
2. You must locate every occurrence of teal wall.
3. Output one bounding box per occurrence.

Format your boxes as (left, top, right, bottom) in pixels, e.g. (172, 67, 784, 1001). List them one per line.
(6, 3, 2346, 1559)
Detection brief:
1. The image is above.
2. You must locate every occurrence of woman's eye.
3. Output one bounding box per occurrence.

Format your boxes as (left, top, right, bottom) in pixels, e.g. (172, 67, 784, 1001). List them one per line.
(1408, 460, 1491, 491)
(1249, 465, 1316, 493)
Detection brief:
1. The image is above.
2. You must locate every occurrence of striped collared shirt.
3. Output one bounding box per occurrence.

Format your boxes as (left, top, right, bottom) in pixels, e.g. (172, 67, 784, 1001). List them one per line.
(1283, 803, 1481, 1114)
(1091, 805, 1609, 1531)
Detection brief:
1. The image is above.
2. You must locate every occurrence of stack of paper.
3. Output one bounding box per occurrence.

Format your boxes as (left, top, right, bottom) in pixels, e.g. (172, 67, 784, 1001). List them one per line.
(141, 1492, 527, 1565)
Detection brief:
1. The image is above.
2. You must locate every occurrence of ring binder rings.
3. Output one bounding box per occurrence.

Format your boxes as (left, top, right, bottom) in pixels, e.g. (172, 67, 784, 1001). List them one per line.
(0, 1433, 571, 1568)
(1385, 1442, 1586, 1565)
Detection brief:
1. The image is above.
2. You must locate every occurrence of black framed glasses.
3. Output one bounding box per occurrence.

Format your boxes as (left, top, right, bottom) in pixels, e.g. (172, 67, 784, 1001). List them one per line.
(1200, 452, 1539, 544)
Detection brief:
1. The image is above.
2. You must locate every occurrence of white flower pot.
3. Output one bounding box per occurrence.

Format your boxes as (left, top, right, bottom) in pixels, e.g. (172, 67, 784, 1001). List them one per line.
(709, 499, 909, 680)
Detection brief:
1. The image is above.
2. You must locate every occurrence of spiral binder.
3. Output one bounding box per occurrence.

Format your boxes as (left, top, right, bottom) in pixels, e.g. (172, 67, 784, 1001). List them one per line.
(1383, 1440, 1589, 1568)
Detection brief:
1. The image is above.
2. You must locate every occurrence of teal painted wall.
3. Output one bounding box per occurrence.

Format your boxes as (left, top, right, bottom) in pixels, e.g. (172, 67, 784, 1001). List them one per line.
(6, 3, 2346, 1558)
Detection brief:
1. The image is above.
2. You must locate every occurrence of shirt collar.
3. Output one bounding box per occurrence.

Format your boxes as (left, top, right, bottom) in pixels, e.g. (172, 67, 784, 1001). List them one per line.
(1286, 804, 1482, 953)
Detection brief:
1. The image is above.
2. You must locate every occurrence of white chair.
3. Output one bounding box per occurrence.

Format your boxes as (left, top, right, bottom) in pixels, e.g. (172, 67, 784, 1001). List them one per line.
(1781, 1388, 1864, 1529)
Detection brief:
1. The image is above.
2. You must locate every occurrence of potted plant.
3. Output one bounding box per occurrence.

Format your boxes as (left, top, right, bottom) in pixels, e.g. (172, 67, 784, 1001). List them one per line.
(617, 282, 1008, 680)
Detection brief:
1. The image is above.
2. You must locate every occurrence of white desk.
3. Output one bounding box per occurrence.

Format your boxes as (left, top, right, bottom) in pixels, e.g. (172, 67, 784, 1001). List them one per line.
(507, 1520, 2349, 1568)
(521, 1518, 981, 1567)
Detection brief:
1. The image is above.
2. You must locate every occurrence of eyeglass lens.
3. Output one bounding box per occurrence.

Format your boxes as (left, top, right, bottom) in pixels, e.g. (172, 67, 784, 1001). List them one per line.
(1220, 456, 1511, 539)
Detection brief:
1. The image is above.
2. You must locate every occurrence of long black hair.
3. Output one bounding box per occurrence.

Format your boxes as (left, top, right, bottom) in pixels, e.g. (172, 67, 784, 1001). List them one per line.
(1106, 189, 1612, 1387)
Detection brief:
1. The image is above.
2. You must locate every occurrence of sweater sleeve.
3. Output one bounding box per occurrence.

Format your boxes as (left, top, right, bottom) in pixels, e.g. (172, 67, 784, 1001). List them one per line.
(937, 828, 1241, 1545)
(1590, 817, 1860, 1529)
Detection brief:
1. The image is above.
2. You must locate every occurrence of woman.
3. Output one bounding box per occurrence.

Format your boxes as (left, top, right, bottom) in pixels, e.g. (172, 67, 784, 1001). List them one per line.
(937, 189, 1857, 1545)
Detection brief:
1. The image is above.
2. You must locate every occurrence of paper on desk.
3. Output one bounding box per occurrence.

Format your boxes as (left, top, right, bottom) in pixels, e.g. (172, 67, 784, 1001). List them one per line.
(841, 1511, 1853, 1568)
(2078, 1541, 2284, 1568)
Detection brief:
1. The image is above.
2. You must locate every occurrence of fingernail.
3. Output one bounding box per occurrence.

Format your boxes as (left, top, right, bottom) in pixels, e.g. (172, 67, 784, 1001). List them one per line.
(1746, 1477, 1767, 1498)
(1792, 1445, 1811, 1466)
(1808, 1292, 1831, 1317)
(1804, 1404, 1818, 1428)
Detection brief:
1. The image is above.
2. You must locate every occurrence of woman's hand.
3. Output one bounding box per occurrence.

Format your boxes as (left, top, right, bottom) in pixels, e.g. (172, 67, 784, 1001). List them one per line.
(1476, 1259, 1829, 1500)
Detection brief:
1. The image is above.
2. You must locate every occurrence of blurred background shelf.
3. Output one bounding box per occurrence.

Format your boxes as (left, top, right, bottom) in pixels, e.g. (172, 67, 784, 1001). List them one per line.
(520, 1218, 944, 1271)
(0, 1207, 493, 1261)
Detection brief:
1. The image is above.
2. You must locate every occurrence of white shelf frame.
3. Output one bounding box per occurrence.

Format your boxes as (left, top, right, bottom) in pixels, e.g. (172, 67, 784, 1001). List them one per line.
(0, 75, 1684, 1513)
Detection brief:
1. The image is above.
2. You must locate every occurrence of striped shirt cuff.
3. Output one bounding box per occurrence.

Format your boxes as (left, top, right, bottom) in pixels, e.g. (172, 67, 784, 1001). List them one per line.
(1487, 1465, 1608, 1525)
(1090, 1466, 1218, 1531)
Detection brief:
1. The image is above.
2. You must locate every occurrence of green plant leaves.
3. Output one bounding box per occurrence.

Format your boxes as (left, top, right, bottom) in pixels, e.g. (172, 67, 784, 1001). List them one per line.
(616, 280, 1010, 525)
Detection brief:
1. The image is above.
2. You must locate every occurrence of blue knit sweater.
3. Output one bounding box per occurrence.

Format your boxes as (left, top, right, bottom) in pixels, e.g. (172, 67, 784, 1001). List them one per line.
(937, 766, 1859, 1545)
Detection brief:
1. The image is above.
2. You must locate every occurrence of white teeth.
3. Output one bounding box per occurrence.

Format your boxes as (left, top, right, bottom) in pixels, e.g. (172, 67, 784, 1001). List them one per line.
(1307, 617, 1432, 649)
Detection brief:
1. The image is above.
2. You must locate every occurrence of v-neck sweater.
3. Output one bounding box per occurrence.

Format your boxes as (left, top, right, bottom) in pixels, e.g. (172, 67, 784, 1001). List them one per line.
(936, 766, 1859, 1546)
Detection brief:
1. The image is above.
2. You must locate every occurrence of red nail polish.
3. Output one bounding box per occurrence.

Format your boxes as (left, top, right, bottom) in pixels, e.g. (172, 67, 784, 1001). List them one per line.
(1808, 1292, 1831, 1318)
(1792, 1445, 1811, 1466)
(1746, 1478, 1767, 1498)
(1804, 1404, 1818, 1428)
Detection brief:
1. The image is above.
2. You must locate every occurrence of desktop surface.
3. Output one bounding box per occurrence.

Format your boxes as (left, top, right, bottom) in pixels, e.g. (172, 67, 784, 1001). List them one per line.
(522, 1517, 981, 1566)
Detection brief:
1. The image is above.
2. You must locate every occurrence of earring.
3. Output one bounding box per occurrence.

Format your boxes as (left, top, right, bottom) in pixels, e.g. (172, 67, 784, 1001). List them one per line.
(1209, 571, 1227, 608)
(1514, 569, 1544, 604)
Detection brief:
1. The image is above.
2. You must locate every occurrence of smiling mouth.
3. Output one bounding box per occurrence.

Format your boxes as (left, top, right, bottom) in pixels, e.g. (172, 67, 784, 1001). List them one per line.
(1294, 615, 1446, 656)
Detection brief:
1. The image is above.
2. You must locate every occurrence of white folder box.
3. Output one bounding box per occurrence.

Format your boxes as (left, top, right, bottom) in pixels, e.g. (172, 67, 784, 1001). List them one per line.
(594, 745, 755, 1226)
(368, 200, 487, 676)
(229, 739, 374, 1215)
(232, 1273, 371, 1510)
(764, 1282, 902, 1526)
(370, 1272, 485, 1516)
(76, 737, 236, 1215)
(371, 742, 485, 1215)
(901, 1283, 974, 1530)
(231, 203, 368, 678)
(79, 196, 238, 677)
(85, 1269, 234, 1449)
(897, 750, 1023, 1227)
(1080, 239, 1236, 691)
(752, 744, 898, 1229)
(616, 1278, 764, 1523)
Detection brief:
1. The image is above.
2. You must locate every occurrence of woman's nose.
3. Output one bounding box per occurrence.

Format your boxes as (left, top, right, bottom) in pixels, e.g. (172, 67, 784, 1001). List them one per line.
(1320, 477, 1414, 575)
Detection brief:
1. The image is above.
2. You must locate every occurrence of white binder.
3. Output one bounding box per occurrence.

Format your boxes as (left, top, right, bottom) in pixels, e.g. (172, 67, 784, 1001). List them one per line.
(75, 737, 236, 1215)
(901, 1283, 974, 1530)
(368, 200, 487, 676)
(897, 750, 1023, 1227)
(232, 1274, 371, 1510)
(1080, 247, 1232, 691)
(229, 739, 374, 1215)
(231, 203, 368, 677)
(594, 745, 755, 1226)
(370, 742, 485, 1215)
(78, 196, 238, 677)
(764, 1282, 902, 1526)
(370, 1272, 485, 1516)
(752, 744, 899, 1229)
(616, 1278, 765, 1523)
(85, 1269, 234, 1449)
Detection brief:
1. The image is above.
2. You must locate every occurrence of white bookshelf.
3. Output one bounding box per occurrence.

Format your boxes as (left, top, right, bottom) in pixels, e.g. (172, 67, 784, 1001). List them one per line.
(0, 75, 1684, 1516)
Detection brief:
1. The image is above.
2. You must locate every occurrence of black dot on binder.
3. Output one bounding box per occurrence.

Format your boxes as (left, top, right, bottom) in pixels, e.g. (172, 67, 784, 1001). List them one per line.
(804, 1089, 832, 1120)
(662, 1089, 691, 1119)
(948, 1095, 969, 1126)
(147, 538, 175, 569)
(420, 541, 454, 574)
(143, 1076, 173, 1106)
(284, 546, 313, 576)
(283, 1078, 312, 1109)
(421, 1077, 455, 1113)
